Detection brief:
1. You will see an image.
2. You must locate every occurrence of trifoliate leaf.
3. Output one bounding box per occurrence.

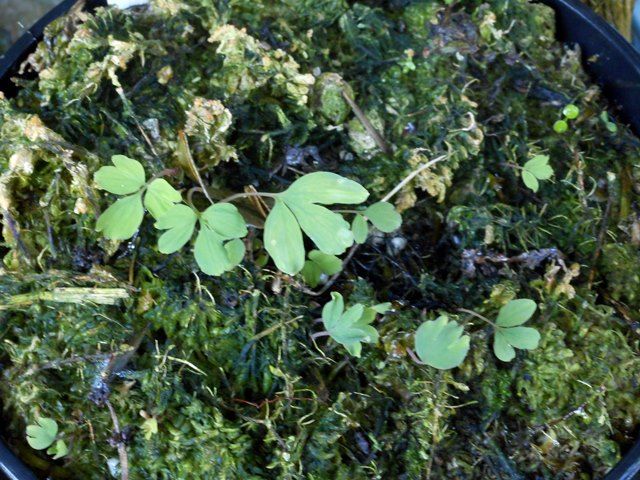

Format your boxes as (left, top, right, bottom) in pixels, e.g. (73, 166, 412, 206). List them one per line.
(321, 292, 379, 358)
(144, 179, 182, 220)
(496, 299, 537, 327)
(48, 439, 68, 460)
(26, 417, 58, 450)
(364, 201, 402, 232)
(225, 238, 246, 268)
(352, 214, 368, 244)
(94, 155, 146, 195)
(155, 204, 197, 254)
(524, 155, 553, 180)
(193, 226, 230, 276)
(264, 200, 305, 275)
(280, 172, 369, 205)
(414, 316, 470, 370)
(287, 201, 354, 255)
(562, 104, 580, 119)
(200, 203, 247, 239)
(96, 192, 144, 240)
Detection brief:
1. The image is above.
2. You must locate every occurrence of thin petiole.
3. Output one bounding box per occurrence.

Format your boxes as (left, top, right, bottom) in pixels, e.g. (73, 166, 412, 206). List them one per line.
(457, 308, 497, 328)
(220, 191, 278, 203)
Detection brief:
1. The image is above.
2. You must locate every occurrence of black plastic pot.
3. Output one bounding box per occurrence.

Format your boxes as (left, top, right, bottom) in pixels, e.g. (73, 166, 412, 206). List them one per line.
(1, 0, 640, 478)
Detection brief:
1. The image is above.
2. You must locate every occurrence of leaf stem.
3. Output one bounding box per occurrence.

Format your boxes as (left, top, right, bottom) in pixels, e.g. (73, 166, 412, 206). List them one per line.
(406, 347, 425, 365)
(457, 308, 497, 328)
(381, 155, 447, 203)
(220, 191, 278, 203)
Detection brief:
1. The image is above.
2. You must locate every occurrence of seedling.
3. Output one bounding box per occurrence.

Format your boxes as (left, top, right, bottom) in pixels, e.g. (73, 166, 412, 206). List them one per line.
(553, 103, 580, 134)
(93, 156, 403, 278)
(600, 111, 618, 133)
(26, 417, 68, 460)
(521, 155, 554, 192)
(492, 298, 540, 361)
(314, 292, 391, 357)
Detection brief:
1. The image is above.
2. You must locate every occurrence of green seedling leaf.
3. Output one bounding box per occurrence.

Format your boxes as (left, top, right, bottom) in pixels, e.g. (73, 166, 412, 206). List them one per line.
(200, 203, 248, 239)
(48, 439, 68, 460)
(600, 112, 618, 133)
(225, 238, 246, 268)
(562, 104, 580, 119)
(302, 250, 342, 287)
(96, 192, 144, 240)
(144, 178, 182, 220)
(141, 417, 159, 440)
(496, 299, 537, 327)
(371, 302, 392, 314)
(26, 417, 58, 450)
(155, 204, 197, 254)
(352, 214, 368, 244)
(553, 120, 568, 134)
(193, 226, 231, 276)
(264, 200, 305, 275)
(321, 292, 379, 357)
(94, 155, 146, 195)
(287, 201, 354, 255)
(522, 155, 553, 192)
(493, 299, 540, 362)
(280, 171, 369, 205)
(364, 201, 402, 232)
(414, 316, 470, 370)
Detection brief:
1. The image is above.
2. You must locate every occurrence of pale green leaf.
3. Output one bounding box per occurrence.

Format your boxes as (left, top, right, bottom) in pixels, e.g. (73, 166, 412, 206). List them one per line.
(26, 417, 58, 450)
(96, 193, 144, 240)
(287, 201, 354, 255)
(524, 155, 553, 180)
(225, 238, 246, 268)
(521, 170, 539, 192)
(264, 200, 305, 275)
(49, 439, 68, 460)
(280, 172, 369, 205)
(94, 155, 146, 195)
(308, 250, 342, 275)
(352, 214, 368, 244)
(321, 294, 379, 358)
(201, 203, 247, 239)
(493, 331, 516, 362)
(562, 104, 580, 119)
(498, 326, 540, 350)
(194, 226, 230, 276)
(364, 201, 402, 233)
(144, 179, 182, 220)
(496, 299, 537, 327)
(321, 292, 345, 331)
(301, 260, 322, 287)
(155, 204, 197, 254)
(414, 316, 470, 370)
(371, 302, 392, 314)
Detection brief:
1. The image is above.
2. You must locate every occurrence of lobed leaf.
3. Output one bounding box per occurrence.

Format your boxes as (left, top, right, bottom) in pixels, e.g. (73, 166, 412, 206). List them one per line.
(496, 299, 537, 327)
(94, 155, 146, 195)
(26, 417, 58, 450)
(96, 193, 144, 240)
(414, 316, 470, 370)
(193, 226, 230, 276)
(280, 171, 369, 205)
(155, 204, 197, 254)
(200, 202, 248, 239)
(144, 179, 182, 220)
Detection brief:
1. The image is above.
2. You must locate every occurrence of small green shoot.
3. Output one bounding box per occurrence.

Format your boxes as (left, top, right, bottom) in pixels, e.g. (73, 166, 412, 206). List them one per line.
(521, 155, 553, 192)
(600, 111, 618, 133)
(318, 292, 390, 357)
(414, 316, 470, 370)
(554, 104, 580, 134)
(26, 417, 68, 460)
(493, 299, 540, 362)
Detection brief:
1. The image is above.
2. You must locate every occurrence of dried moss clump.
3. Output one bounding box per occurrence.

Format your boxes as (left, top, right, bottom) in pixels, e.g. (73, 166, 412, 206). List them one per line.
(0, 0, 639, 479)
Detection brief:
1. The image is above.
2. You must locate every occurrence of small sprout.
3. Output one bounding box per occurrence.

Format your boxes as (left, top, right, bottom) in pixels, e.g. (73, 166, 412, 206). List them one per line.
(319, 292, 390, 357)
(301, 250, 342, 287)
(414, 316, 470, 370)
(600, 111, 618, 133)
(521, 155, 554, 192)
(562, 104, 580, 120)
(493, 299, 541, 362)
(553, 120, 568, 134)
(26, 417, 67, 459)
(140, 411, 159, 440)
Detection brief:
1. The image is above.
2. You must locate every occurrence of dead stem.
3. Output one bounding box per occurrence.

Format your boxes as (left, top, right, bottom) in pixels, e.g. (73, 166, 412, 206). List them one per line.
(105, 400, 129, 480)
(342, 90, 391, 154)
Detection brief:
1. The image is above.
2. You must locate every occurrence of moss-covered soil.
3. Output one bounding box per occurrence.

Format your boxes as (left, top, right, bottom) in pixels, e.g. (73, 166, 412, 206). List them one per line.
(0, 0, 639, 478)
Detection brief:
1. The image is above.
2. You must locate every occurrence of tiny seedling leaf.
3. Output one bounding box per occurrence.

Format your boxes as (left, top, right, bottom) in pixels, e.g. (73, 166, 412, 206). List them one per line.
(496, 299, 537, 327)
(280, 171, 369, 205)
(155, 204, 197, 254)
(94, 155, 146, 195)
(364, 201, 402, 233)
(521, 170, 539, 192)
(264, 200, 305, 275)
(200, 202, 248, 239)
(553, 120, 568, 134)
(523, 155, 553, 180)
(96, 192, 144, 240)
(352, 214, 368, 244)
(321, 292, 380, 357)
(144, 179, 182, 220)
(562, 104, 580, 119)
(26, 417, 58, 450)
(48, 439, 68, 460)
(414, 316, 470, 370)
